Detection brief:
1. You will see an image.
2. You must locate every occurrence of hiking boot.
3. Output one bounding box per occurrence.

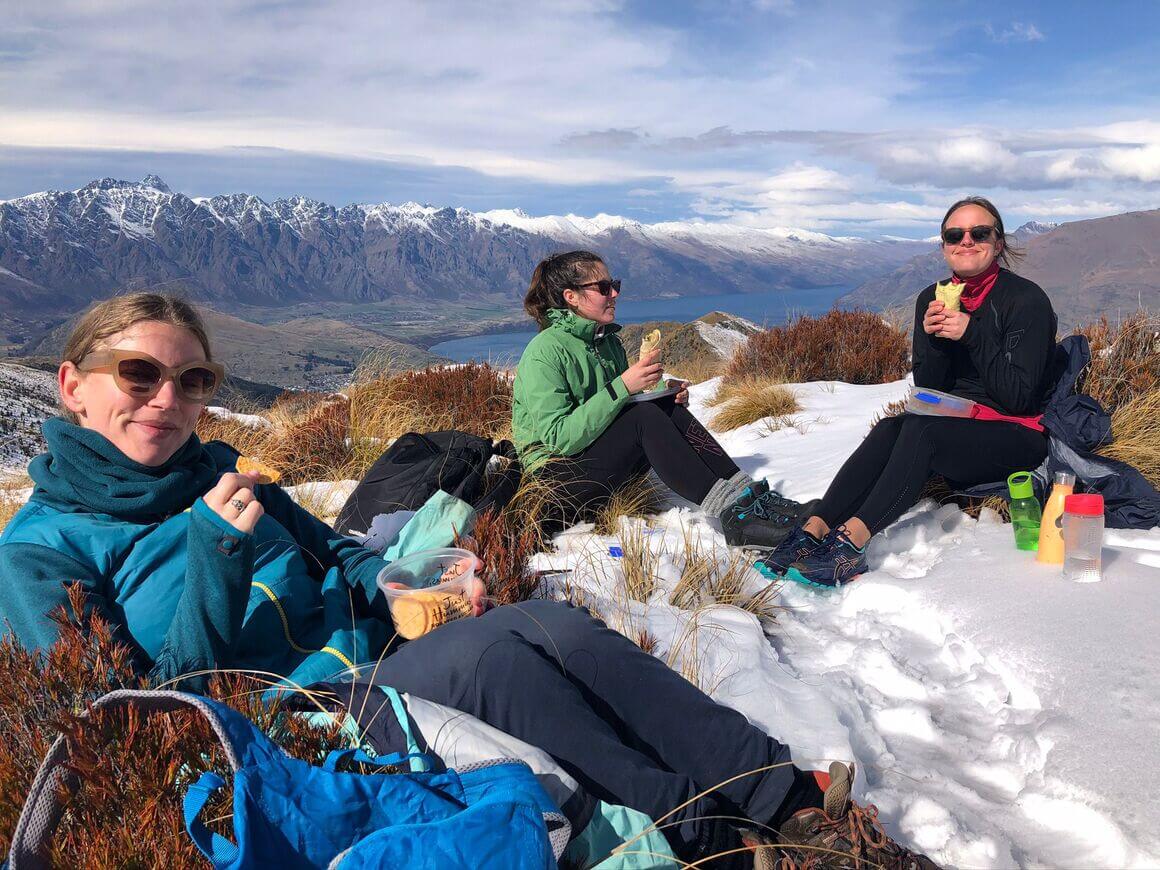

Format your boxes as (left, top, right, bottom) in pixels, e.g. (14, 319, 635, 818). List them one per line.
(722, 493, 821, 549)
(783, 527, 867, 589)
(777, 762, 939, 869)
(731, 478, 770, 513)
(754, 526, 826, 580)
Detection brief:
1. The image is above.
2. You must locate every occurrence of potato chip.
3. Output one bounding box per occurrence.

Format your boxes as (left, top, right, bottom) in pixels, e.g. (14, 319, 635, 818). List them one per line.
(237, 456, 281, 485)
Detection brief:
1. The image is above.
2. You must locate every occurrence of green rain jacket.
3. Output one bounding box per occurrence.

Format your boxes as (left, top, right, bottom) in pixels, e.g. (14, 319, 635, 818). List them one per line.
(511, 309, 633, 471)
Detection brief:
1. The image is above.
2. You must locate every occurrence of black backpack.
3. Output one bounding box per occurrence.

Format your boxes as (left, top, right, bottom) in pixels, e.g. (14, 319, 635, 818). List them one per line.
(335, 430, 521, 535)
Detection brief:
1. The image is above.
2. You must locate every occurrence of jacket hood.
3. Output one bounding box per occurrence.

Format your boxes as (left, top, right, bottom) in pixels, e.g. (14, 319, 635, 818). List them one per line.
(29, 416, 220, 522)
(545, 308, 621, 342)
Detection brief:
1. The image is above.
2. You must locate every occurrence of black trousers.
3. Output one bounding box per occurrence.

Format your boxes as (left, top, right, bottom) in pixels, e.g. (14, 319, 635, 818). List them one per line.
(543, 399, 740, 522)
(817, 414, 1049, 535)
(373, 600, 796, 860)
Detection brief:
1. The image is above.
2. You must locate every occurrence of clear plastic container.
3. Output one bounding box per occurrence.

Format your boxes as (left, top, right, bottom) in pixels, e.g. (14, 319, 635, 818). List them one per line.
(376, 547, 477, 602)
(904, 386, 977, 418)
(1037, 471, 1075, 564)
(1062, 494, 1104, 583)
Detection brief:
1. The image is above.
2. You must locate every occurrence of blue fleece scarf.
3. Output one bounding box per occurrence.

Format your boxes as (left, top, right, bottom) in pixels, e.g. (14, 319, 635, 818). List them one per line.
(29, 417, 220, 522)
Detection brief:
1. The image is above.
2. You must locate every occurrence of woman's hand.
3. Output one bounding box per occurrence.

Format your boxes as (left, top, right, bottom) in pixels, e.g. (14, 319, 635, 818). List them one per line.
(935, 309, 970, 341)
(923, 299, 947, 335)
(621, 349, 663, 394)
(204, 471, 264, 534)
(674, 380, 691, 405)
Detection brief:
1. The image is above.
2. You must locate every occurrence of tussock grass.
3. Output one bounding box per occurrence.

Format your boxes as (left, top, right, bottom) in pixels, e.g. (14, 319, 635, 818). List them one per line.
(708, 376, 800, 432)
(670, 526, 782, 621)
(593, 473, 664, 537)
(730, 308, 909, 386)
(1102, 389, 1160, 488)
(0, 474, 30, 535)
(1078, 310, 1160, 412)
(617, 522, 664, 604)
(0, 493, 19, 535)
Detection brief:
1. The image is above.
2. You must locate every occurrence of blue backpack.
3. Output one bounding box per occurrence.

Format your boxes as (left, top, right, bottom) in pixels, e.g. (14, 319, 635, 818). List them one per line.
(7, 689, 569, 869)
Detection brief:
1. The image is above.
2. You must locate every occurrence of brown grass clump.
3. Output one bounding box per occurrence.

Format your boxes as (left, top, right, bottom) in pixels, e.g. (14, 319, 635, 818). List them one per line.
(348, 363, 513, 479)
(0, 585, 344, 865)
(708, 376, 800, 432)
(670, 527, 782, 621)
(1077, 310, 1160, 412)
(1101, 389, 1160, 488)
(729, 309, 909, 386)
(0, 493, 19, 536)
(870, 397, 908, 428)
(455, 506, 542, 608)
(593, 474, 664, 537)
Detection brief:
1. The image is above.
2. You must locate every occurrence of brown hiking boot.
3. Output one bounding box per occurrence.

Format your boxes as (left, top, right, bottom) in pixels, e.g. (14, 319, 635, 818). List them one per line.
(774, 762, 940, 869)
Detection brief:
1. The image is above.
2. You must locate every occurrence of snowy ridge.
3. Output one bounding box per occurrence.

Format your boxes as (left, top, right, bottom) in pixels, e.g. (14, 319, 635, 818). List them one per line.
(0, 363, 57, 473)
(0, 176, 933, 313)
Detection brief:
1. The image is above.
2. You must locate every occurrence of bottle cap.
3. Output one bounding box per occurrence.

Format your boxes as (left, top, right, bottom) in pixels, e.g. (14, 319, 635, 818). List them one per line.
(1007, 471, 1035, 500)
(1053, 471, 1076, 486)
(1064, 494, 1104, 517)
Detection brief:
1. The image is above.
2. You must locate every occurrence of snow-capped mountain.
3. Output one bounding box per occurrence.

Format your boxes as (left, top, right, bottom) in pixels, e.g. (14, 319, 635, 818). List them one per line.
(0, 177, 929, 314)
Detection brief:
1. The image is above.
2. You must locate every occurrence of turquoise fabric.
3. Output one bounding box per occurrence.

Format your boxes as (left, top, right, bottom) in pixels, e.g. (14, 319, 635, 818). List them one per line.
(381, 489, 476, 563)
(511, 308, 632, 471)
(0, 418, 391, 691)
(566, 801, 680, 869)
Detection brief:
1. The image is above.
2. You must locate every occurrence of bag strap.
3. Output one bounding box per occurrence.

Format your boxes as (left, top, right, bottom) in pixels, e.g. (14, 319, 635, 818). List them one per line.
(8, 689, 242, 870)
(182, 771, 241, 868)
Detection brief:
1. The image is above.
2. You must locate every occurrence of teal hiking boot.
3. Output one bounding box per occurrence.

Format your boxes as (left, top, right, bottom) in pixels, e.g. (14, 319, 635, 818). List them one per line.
(783, 527, 868, 589)
(754, 525, 825, 580)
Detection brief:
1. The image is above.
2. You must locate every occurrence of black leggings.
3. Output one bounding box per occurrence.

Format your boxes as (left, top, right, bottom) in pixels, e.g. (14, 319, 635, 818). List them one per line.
(372, 600, 796, 860)
(543, 399, 740, 521)
(817, 414, 1048, 535)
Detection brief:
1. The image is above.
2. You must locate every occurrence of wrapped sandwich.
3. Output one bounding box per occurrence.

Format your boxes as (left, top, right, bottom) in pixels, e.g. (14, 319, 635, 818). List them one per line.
(639, 328, 661, 360)
(934, 279, 966, 312)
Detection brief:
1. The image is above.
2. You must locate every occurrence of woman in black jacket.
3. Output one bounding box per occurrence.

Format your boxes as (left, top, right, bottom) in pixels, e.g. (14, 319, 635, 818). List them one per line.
(759, 196, 1056, 587)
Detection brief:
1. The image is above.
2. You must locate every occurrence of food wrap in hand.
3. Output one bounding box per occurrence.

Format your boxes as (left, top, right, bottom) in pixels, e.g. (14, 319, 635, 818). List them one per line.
(934, 280, 966, 312)
(639, 328, 661, 359)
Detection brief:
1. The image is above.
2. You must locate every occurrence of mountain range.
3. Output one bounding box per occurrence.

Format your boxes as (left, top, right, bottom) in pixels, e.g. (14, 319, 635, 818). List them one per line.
(0, 176, 930, 315)
(840, 210, 1160, 329)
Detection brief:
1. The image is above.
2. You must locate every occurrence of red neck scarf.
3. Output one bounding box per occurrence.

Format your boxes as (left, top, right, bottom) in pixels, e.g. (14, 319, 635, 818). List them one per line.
(953, 260, 1000, 312)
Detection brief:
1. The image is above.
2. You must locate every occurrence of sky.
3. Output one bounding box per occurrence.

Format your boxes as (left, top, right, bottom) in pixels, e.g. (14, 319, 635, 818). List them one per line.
(2, 0, 1159, 237)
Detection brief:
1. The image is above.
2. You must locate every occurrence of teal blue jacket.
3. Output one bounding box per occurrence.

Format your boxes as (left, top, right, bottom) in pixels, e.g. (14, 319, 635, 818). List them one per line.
(511, 309, 632, 470)
(0, 418, 392, 691)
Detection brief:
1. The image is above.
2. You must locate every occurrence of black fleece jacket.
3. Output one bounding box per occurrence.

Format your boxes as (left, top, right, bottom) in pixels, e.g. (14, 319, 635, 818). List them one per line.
(912, 268, 1058, 417)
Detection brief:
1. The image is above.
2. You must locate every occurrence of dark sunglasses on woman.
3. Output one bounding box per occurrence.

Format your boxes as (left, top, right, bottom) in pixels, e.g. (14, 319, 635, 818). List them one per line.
(79, 350, 225, 402)
(941, 225, 998, 246)
(571, 278, 622, 296)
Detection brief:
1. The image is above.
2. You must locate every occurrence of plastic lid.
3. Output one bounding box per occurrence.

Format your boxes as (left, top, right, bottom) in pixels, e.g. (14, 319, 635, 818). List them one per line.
(1007, 471, 1035, 500)
(1053, 471, 1076, 486)
(1064, 494, 1104, 516)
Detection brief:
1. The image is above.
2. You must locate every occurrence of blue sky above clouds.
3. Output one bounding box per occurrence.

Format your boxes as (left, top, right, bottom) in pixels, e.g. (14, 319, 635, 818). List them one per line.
(2, 0, 1158, 236)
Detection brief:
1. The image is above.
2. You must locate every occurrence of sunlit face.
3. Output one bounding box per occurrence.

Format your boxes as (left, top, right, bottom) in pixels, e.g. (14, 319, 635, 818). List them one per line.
(562, 261, 619, 326)
(59, 321, 208, 466)
(941, 203, 1004, 279)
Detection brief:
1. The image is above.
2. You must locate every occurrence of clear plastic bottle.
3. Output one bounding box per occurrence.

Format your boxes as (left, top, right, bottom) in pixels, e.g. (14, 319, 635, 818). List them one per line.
(1036, 471, 1075, 564)
(1006, 471, 1041, 551)
(1063, 493, 1105, 583)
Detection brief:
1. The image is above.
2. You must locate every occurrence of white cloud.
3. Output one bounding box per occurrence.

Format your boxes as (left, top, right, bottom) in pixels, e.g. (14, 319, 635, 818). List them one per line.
(986, 22, 1045, 43)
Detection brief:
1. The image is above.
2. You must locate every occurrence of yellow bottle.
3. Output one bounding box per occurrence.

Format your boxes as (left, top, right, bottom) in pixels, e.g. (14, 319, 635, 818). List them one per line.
(1036, 471, 1076, 564)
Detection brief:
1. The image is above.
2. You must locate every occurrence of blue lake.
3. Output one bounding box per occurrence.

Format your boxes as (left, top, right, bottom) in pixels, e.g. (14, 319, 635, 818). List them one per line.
(430, 285, 851, 364)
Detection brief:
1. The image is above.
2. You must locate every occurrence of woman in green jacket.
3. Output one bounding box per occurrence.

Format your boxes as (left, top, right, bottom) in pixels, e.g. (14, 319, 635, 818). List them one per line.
(512, 250, 816, 547)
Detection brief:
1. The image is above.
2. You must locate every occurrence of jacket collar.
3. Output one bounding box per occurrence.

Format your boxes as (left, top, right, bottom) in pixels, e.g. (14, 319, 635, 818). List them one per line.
(545, 308, 621, 342)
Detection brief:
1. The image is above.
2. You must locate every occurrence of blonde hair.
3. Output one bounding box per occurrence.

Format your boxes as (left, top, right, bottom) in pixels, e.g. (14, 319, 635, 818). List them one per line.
(61, 293, 214, 422)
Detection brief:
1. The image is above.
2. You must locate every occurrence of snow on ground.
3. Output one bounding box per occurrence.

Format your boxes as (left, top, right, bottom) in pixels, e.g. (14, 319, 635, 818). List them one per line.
(533, 377, 1160, 869)
(0, 363, 57, 476)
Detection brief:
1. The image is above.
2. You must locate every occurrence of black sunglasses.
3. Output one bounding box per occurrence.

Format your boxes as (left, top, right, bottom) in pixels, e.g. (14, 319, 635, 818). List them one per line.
(570, 279, 622, 296)
(941, 225, 998, 246)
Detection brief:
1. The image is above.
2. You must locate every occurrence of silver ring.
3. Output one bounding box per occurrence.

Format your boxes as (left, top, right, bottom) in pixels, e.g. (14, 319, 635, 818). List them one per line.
(230, 498, 246, 512)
